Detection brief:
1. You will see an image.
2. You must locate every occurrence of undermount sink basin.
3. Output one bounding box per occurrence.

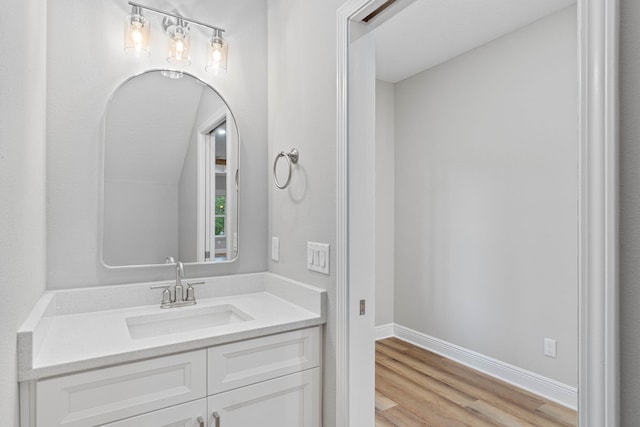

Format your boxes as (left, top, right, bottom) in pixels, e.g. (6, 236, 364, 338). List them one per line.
(126, 304, 253, 339)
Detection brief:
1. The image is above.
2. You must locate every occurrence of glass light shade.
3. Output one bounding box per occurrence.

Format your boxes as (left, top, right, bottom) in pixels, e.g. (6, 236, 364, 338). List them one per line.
(167, 26, 191, 67)
(160, 70, 184, 79)
(205, 35, 228, 75)
(124, 12, 150, 57)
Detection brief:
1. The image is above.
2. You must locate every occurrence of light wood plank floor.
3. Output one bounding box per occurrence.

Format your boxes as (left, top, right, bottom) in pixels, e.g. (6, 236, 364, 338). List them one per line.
(375, 338, 577, 427)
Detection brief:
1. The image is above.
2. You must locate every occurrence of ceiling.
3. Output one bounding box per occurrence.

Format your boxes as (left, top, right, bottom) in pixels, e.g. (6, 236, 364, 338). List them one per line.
(374, 0, 577, 83)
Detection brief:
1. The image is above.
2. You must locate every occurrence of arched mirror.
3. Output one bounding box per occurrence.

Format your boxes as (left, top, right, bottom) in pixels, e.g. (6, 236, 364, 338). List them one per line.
(101, 70, 239, 266)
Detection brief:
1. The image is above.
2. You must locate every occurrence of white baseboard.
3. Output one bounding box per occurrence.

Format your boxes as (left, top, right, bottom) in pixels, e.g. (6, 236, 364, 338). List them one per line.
(375, 323, 394, 340)
(375, 323, 577, 410)
(375, 323, 393, 340)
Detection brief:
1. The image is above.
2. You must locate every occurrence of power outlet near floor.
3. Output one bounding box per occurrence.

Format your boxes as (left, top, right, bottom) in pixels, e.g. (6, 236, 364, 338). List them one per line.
(544, 338, 557, 358)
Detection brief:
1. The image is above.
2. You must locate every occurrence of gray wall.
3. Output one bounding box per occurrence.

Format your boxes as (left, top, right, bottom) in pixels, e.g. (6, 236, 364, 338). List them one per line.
(178, 91, 201, 263)
(375, 80, 396, 327)
(46, 0, 267, 288)
(0, 1, 47, 424)
(619, 0, 640, 424)
(104, 180, 179, 264)
(267, 0, 344, 423)
(392, 7, 578, 386)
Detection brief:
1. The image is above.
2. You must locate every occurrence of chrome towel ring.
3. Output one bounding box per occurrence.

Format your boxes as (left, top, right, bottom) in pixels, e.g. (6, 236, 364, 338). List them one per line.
(273, 148, 299, 189)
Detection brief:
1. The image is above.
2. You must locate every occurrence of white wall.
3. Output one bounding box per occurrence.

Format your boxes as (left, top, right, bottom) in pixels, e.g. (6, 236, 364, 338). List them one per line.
(46, 0, 267, 288)
(393, 7, 578, 385)
(375, 80, 395, 327)
(0, 1, 47, 424)
(267, 0, 345, 423)
(620, 0, 640, 424)
(178, 93, 201, 263)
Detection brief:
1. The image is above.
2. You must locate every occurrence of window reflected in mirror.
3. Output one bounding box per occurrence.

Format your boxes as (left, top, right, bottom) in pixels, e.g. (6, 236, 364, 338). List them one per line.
(204, 121, 231, 262)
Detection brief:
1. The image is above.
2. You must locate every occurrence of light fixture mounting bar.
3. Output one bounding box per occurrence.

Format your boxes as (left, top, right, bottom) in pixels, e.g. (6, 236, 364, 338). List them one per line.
(128, 1, 225, 33)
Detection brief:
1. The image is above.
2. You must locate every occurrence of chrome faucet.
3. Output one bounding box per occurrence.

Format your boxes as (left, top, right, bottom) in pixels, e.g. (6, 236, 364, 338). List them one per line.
(150, 259, 203, 308)
(175, 261, 184, 302)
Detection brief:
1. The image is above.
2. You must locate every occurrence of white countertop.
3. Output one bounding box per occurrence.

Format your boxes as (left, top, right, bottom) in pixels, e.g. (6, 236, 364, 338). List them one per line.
(18, 273, 326, 381)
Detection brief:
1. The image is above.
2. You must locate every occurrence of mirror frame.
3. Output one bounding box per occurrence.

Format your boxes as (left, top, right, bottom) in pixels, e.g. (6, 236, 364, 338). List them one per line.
(336, 0, 619, 426)
(98, 69, 241, 269)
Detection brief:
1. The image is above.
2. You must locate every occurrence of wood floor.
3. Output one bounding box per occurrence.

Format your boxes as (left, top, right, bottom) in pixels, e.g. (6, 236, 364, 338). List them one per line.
(375, 338, 577, 427)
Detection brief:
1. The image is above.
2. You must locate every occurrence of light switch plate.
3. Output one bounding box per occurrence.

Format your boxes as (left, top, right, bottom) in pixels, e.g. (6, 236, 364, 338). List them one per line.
(272, 237, 279, 262)
(544, 338, 557, 358)
(307, 242, 329, 274)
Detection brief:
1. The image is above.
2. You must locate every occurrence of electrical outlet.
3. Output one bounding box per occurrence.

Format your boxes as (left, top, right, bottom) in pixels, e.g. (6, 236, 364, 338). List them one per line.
(544, 338, 557, 358)
(271, 237, 279, 262)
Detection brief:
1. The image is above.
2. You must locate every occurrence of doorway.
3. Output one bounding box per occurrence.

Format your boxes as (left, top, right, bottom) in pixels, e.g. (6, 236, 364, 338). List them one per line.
(336, 0, 619, 425)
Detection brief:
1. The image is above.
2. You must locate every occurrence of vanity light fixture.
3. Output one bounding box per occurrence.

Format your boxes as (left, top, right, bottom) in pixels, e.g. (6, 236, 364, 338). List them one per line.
(123, 1, 227, 74)
(124, 5, 150, 57)
(205, 29, 228, 75)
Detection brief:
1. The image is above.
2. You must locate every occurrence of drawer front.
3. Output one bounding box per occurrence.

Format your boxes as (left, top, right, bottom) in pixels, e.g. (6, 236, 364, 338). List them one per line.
(103, 398, 207, 427)
(207, 368, 320, 427)
(36, 350, 206, 427)
(208, 327, 320, 395)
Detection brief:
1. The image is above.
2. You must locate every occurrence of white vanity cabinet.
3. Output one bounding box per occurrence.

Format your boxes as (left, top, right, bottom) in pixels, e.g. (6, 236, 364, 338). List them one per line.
(207, 327, 321, 427)
(28, 327, 321, 427)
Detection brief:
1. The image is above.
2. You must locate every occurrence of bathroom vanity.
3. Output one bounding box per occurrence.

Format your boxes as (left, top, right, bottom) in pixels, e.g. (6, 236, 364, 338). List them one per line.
(17, 273, 325, 427)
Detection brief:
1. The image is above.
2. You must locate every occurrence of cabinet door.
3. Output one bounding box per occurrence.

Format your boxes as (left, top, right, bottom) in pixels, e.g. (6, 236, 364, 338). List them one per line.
(207, 368, 320, 427)
(103, 398, 207, 427)
(36, 350, 207, 427)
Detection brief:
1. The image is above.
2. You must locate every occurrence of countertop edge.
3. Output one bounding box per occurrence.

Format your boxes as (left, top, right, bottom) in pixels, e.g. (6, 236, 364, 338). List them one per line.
(17, 317, 325, 382)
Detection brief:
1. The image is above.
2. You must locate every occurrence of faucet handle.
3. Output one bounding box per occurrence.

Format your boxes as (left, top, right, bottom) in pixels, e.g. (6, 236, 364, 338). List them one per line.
(150, 284, 173, 307)
(185, 282, 205, 302)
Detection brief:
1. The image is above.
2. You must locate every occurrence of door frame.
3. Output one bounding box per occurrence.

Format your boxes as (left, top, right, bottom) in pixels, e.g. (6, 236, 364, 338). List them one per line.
(197, 108, 227, 263)
(335, 0, 620, 425)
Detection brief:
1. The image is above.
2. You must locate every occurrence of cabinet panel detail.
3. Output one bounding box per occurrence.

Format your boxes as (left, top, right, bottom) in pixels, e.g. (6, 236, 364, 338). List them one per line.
(36, 350, 206, 427)
(103, 398, 207, 426)
(208, 327, 320, 394)
(207, 368, 320, 427)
